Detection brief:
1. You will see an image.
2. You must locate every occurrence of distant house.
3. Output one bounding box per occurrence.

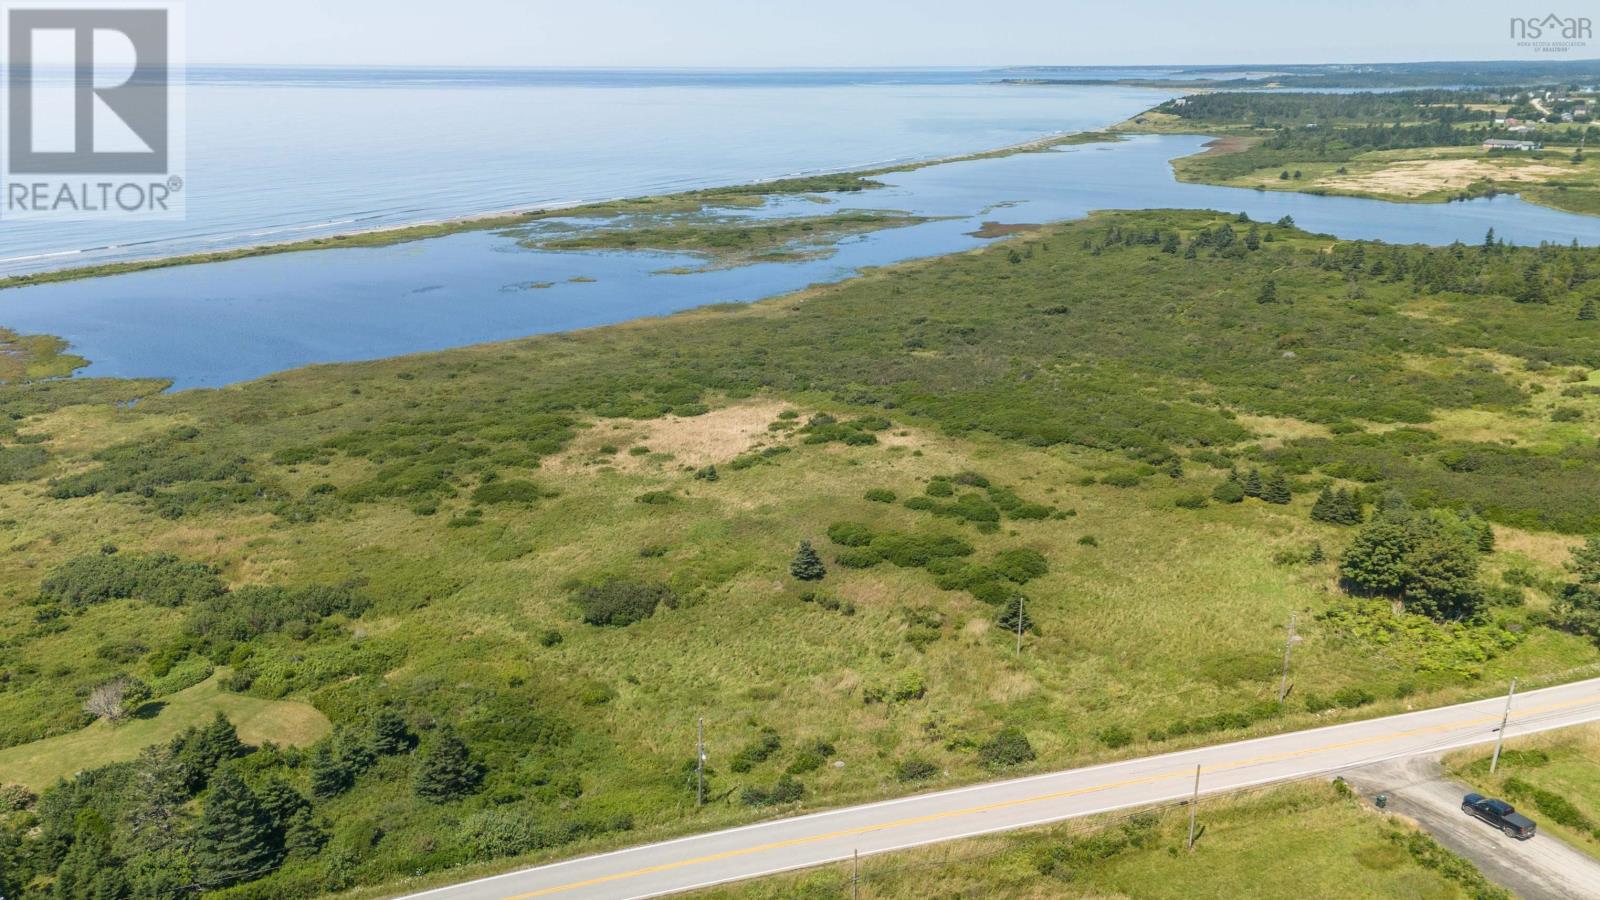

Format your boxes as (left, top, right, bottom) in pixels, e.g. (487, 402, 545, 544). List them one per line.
(1482, 138, 1542, 151)
(1507, 124, 1535, 134)
(1172, 98, 1188, 107)
(1505, 117, 1522, 126)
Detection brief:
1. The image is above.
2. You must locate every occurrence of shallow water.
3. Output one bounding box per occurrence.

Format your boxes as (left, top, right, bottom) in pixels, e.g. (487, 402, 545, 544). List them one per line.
(8, 133, 1600, 391)
(0, 68, 1167, 275)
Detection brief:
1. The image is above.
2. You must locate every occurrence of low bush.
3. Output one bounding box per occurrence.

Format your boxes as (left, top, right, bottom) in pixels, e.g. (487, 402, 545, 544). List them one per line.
(572, 580, 677, 627)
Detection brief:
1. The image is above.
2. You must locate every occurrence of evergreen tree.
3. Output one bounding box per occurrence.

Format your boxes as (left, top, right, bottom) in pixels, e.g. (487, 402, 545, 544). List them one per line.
(413, 727, 484, 803)
(174, 712, 246, 793)
(255, 776, 310, 837)
(789, 541, 827, 582)
(1311, 487, 1339, 523)
(1245, 225, 1261, 251)
(1516, 263, 1548, 303)
(1308, 542, 1326, 564)
(282, 809, 329, 860)
(1161, 232, 1180, 254)
(308, 742, 353, 800)
(52, 814, 129, 900)
(1570, 535, 1600, 584)
(1483, 227, 1496, 250)
(1277, 215, 1295, 227)
(1256, 279, 1277, 303)
(1261, 472, 1292, 505)
(336, 726, 376, 773)
(997, 595, 1036, 634)
(193, 769, 280, 889)
(124, 745, 190, 854)
(369, 708, 418, 756)
(1580, 298, 1597, 321)
(1243, 469, 1264, 498)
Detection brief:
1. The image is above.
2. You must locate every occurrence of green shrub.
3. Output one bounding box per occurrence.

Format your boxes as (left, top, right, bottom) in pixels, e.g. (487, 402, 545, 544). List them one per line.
(740, 775, 804, 807)
(470, 479, 550, 505)
(834, 547, 883, 569)
(991, 548, 1049, 584)
(1175, 492, 1209, 509)
(40, 552, 225, 609)
(572, 580, 677, 627)
(1211, 480, 1246, 503)
(980, 727, 1036, 769)
(864, 488, 897, 503)
(729, 727, 782, 773)
(827, 522, 876, 547)
(1097, 725, 1134, 749)
(895, 756, 939, 782)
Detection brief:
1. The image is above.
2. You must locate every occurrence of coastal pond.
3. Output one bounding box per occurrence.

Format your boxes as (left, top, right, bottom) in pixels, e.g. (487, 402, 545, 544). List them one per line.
(8, 133, 1600, 389)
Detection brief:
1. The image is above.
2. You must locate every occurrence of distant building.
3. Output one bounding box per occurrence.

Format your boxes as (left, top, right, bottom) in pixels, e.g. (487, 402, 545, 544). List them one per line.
(1172, 98, 1188, 107)
(1482, 138, 1542, 151)
(1507, 124, 1535, 134)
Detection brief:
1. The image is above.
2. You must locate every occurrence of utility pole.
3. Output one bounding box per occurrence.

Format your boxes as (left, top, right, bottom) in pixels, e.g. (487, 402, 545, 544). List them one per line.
(1187, 764, 1201, 852)
(852, 849, 859, 900)
(1277, 613, 1297, 703)
(696, 717, 706, 807)
(1490, 678, 1519, 774)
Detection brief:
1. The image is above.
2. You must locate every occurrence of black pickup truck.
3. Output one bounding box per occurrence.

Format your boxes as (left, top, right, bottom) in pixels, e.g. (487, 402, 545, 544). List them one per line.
(1463, 793, 1537, 839)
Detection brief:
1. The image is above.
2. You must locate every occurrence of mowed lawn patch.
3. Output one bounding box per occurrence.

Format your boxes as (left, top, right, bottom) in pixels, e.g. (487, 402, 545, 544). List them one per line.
(0, 674, 329, 790)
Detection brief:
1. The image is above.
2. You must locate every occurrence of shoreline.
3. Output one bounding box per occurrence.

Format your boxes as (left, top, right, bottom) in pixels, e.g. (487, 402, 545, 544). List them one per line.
(0, 130, 1122, 292)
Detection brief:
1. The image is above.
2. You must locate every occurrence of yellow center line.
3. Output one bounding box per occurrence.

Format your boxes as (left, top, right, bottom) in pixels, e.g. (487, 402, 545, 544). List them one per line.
(499, 691, 1600, 899)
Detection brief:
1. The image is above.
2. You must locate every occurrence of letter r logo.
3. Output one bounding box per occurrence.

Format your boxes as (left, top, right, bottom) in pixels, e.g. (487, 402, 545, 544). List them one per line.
(7, 7, 169, 174)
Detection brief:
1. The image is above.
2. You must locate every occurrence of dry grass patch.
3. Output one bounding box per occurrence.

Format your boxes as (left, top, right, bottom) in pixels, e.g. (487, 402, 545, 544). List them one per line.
(1321, 158, 1572, 198)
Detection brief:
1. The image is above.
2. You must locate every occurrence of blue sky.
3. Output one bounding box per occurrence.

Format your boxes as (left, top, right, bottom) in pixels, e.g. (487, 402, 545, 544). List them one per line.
(195, 1, 1595, 67)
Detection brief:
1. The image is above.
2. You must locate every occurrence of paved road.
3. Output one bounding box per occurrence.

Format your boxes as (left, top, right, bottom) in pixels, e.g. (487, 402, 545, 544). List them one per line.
(400, 677, 1600, 900)
(1348, 757, 1600, 900)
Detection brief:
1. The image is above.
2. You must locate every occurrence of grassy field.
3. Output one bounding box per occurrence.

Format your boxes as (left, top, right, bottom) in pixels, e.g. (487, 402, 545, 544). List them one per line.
(520, 211, 933, 270)
(696, 781, 1503, 899)
(0, 674, 329, 791)
(1116, 89, 1600, 217)
(1171, 144, 1600, 216)
(3, 208, 1600, 896)
(1447, 723, 1600, 861)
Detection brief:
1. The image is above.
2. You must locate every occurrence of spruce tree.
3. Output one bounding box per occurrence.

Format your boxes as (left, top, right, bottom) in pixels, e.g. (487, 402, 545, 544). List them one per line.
(413, 727, 484, 803)
(255, 776, 311, 837)
(1333, 489, 1364, 525)
(1262, 472, 1292, 505)
(283, 809, 329, 860)
(790, 541, 827, 582)
(370, 708, 417, 756)
(1243, 469, 1264, 498)
(1580, 298, 1597, 321)
(1308, 542, 1326, 564)
(308, 742, 352, 800)
(194, 769, 280, 889)
(126, 745, 190, 853)
(1256, 279, 1277, 303)
(1311, 487, 1338, 523)
(997, 595, 1035, 634)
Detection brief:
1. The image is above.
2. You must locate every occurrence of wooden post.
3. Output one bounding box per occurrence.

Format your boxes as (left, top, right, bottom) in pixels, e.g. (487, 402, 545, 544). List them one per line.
(1187, 764, 1201, 851)
(1490, 678, 1518, 774)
